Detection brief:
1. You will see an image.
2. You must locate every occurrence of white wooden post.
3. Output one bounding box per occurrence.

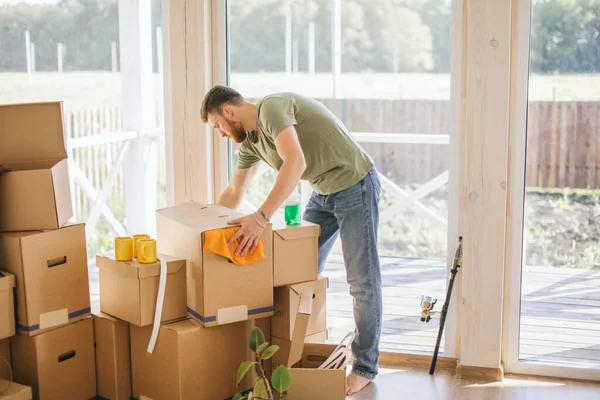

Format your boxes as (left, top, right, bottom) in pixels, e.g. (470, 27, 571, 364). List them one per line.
(25, 31, 31, 83)
(331, 0, 341, 98)
(162, 0, 216, 205)
(458, 0, 511, 373)
(111, 41, 118, 73)
(308, 22, 315, 75)
(30, 42, 36, 73)
(156, 26, 163, 77)
(285, 13, 292, 74)
(119, 0, 157, 237)
(293, 39, 299, 73)
(57, 43, 64, 73)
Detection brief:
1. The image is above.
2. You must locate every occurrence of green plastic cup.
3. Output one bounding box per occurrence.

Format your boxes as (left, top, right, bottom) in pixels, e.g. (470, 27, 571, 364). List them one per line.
(284, 204, 301, 226)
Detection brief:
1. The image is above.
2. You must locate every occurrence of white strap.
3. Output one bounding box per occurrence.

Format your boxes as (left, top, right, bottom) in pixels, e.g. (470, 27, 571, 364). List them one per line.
(147, 258, 168, 353)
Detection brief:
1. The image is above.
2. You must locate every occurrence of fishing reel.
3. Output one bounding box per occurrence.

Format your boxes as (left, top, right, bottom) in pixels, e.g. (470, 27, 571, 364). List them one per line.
(420, 295, 439, 323)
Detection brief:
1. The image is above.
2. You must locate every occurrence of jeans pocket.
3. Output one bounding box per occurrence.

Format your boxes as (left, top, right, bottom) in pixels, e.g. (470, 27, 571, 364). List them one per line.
(368, 170, 381, 203)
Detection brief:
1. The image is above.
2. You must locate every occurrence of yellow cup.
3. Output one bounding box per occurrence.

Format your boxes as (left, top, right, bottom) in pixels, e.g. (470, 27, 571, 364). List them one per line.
(114, 237, 133, 261)
(137, 239, 157, 264)
(132, 234, 151, 258)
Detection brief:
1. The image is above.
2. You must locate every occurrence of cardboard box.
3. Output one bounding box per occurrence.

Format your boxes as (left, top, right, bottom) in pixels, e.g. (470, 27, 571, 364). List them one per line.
(156, 202, 273, 327)
(272, 292, 346, 400)
(130, 317, 270, 400)
(0, 102, 73, 232)
(0, 224, 91, 336)
(96, 253, 186, 327)
(0, 339, 10, 381)
(9, 317, 97, 400)
(272, 277, 328, 341)
(0, 380, 32, 400)
(272, 218, 319, 287)
(0, 272, 15, 340)
(92, 301, 131, 400)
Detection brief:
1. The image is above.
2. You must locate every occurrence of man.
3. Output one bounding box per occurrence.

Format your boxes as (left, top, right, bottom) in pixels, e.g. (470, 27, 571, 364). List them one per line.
(201, 85, 382, 395)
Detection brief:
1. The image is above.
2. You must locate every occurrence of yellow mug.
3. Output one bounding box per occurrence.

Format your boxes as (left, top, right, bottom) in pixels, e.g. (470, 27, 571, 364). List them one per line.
(137, 239, 157, 264)
(132, 234, 150, 258)
(114, 237, 133, 261)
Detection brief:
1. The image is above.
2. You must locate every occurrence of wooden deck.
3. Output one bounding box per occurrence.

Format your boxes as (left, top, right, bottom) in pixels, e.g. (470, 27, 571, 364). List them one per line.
(88, 254, 600, 367)
(321, 254, 600, 367)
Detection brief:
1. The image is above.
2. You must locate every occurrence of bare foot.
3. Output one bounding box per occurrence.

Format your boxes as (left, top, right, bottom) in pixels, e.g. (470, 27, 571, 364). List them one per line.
(346, 372, 373, 396)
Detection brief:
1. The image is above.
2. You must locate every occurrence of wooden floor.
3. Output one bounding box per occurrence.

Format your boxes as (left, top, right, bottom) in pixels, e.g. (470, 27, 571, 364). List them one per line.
(88, 253, 600, 367)
(321, 254, 600, 367)
(352, 365, 600, 399)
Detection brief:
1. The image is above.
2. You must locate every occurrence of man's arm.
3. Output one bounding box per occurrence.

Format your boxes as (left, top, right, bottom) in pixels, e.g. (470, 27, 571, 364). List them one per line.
(218, 163, 260, 209)
(259, 125, 307, 219)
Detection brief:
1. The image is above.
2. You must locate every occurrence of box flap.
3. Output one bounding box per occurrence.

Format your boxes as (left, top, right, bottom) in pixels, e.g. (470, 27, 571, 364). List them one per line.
(161, 318, 200, 334)
(272, 218, 320, 241)
(286, 291, 313, 368)
(156, 201, 245, 233)
(275, 225, 320, 241)
(96, 255, 139, 279)
(291, 277, 329, 296)
(0, 102, 67, 163)
(0, 271, 16, 291)
(96, 254, 185, 279)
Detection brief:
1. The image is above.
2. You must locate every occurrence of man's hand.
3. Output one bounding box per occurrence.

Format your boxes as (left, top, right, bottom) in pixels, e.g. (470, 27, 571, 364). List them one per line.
(227, 213, 266, 256)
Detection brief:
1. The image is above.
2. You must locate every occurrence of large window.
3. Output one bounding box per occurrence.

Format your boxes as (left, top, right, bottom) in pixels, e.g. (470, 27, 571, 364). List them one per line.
(516, 0, 600, 367)
(227, 0, 454, 354)
(0, 0, 166, 301)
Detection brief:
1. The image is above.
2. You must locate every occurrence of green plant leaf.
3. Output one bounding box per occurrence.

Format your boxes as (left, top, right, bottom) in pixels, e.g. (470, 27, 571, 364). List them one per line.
(247, 392, 254, 400)
(256, 342, 269, 356)
(261, 345, 280, 360)
(237, 361, 256, 386)
(249, 327, 265, 352)
(232, 393, 243, 400)
(271, 365, 291, 393)
(254, 379, 269, 399)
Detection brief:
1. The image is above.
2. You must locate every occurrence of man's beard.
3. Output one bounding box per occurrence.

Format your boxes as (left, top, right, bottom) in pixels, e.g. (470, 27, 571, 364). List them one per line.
(227, 119, 247, 143)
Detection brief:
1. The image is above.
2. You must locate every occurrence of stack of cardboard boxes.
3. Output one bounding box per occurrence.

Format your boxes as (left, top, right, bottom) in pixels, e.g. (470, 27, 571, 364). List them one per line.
(0, 102, 96, 400)
(0, 102, 345, 400)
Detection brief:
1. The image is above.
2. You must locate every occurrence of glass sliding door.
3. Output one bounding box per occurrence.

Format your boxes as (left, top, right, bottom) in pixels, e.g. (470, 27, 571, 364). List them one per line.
(506, 0, 600, 379)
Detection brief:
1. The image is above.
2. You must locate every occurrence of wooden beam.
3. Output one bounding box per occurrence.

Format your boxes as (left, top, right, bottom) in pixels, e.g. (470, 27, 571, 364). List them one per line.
(459, 0, 512, 369)
(162, 0, 215, 205)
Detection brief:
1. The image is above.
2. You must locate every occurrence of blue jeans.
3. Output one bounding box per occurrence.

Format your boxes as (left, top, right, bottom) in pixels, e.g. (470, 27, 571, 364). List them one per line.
(303, 167, 382, 380)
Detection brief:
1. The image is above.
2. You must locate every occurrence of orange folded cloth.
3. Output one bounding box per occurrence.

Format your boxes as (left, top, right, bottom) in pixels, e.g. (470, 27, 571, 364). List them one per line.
(203, 227, 265, 266)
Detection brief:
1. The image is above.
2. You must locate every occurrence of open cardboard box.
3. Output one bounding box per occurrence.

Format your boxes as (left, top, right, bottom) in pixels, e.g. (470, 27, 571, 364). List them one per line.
(96, 253, 187, 327)
(0, 223, 91, 336)
(273, 292, 346, 400)
(272, 277, 328, 341)
(0, 272, 16, 340)
(0, 102, 73, 232)
(156, 201, 273, 327)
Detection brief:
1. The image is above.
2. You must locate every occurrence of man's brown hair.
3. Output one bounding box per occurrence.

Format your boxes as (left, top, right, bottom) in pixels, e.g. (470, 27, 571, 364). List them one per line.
(200, 85, 245, 123)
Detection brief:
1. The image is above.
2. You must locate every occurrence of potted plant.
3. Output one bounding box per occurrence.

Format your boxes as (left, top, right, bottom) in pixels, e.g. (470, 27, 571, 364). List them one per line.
(232, 327, 291, 400)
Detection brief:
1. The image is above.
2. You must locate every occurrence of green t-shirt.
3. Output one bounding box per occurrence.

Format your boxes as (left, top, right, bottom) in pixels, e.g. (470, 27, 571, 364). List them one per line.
(237, 93, 374, 195)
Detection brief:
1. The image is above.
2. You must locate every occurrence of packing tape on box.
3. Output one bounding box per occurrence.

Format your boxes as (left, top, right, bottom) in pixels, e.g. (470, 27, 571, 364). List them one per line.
(147, 258, 168, 353)
(217, 305, 248, 325)
(39, 308, 68, 330)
